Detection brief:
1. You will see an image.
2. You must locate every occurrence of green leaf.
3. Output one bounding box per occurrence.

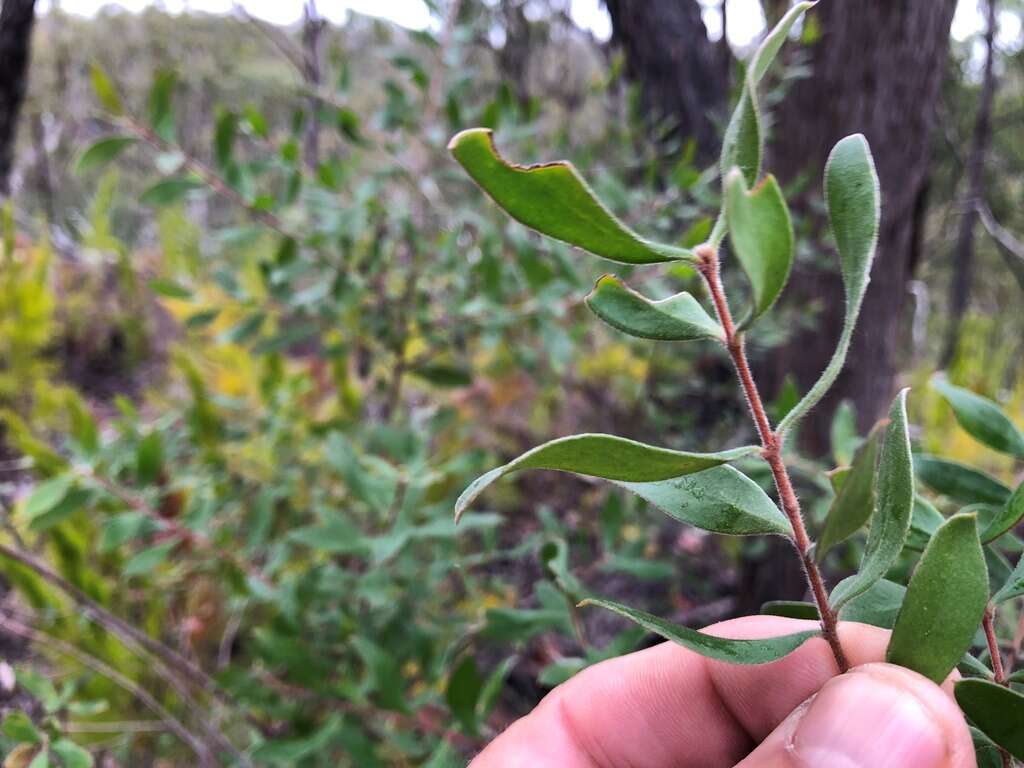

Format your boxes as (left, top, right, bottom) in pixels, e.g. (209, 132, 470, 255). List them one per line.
(581, 597, 819, 664)
(760, 601, 819, 620)
(75, 136, 136, 175)
(933, 379, 1024, 457)
(147, 70, 178, 142)
(214, 109, 238, 170)
(979, 481, 1024, 543)
(992, 551, 1024, 605)
(409, 363, 472, 388)
(886, 514, 989, 684)
(960, 654, 996, 680)
(830, 390, 913, 610)
(837, 578, 905, 629)
(148, 278, 192, 299)
(139, 178, 203, 206)
(2, 711, 40, 743)
(817, 424, 882, 560)
(445, 656, 483, 735)
(28, 749, 49, 768)
(830, 400, 858, 466)
(914, 455, 1011, 505)
(123, 541, 176, 577)
(136, 431, 164, 486)
(905, 495, 945, 551)
(23, 475, 73, 521)
(584, 275, 724, 342)
(455, 434, 758, 522)
(620, 465, 793, 536)
(725, 171, 794, 325)
(955, 679, 1024, 760)
(29, 488, 92, 533)
(972, 726, 1012, 768)
(778, 134, 880, 434)
(50, 739, 93, 768)
(89, 64, 123, 115)
(448, 128, 692, 264)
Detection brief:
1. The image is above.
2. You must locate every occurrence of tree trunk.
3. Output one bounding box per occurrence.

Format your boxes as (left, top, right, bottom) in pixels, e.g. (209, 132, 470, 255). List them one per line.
(604, 0, 725, 160)
(766, 0, 957, 454)
(940, 0, 999, 368)
(0, 0, 38, 197)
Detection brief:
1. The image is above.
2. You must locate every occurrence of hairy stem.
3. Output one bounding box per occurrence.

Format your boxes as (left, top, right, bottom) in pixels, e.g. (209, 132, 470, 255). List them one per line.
(697, 244, 849, 672)
(984, 604, 1007, 684)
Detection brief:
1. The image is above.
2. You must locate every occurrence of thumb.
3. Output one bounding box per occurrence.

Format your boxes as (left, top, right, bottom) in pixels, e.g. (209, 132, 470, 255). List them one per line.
(737, 663, 976, 768)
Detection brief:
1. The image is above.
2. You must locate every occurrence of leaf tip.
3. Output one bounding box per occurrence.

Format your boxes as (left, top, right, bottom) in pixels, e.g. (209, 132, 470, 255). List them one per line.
(447, 127, 492, 155)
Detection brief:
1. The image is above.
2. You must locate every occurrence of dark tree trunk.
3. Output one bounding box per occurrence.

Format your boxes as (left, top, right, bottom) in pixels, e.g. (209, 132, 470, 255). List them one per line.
(0, 0, 38, 196)
(496, 0, 534, 109)
(737, 1, 957, 614)
(940, 0, 999, 368)
(766, 0, 957, 454)
(604, 0, 725, 159)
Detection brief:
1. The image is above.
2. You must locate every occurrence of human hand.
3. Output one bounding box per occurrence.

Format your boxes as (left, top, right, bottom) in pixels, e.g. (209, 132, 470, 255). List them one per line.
(470, 616, 976, 767)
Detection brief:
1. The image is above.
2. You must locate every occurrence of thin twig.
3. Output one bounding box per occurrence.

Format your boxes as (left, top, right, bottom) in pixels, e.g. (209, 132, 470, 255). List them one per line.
(696, 244, 849, 672)
(0, 615, 212, 765)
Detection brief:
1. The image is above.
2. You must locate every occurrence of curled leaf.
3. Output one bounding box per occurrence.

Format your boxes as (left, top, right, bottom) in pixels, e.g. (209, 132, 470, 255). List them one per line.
(582, 597, 819, 664)
(725, 171, 794, 326)
(585, 275, 723, 342)
(449, 129, 692, 264)
(817, 424, 882, 560)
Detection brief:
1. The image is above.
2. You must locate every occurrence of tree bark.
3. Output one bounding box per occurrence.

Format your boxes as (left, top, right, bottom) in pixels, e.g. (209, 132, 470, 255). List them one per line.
(940, 0, 999, 368)
(0, 0, 38, 197)
(604, 0, 725, 160)
(766, 0, 958, 454)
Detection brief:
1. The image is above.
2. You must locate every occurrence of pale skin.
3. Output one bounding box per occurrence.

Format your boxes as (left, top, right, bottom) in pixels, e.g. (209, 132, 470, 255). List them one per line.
(470, 616, 977, 768)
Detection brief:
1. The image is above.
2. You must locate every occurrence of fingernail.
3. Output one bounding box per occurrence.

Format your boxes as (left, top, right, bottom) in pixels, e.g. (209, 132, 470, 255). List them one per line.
(790, 672, 948, 768)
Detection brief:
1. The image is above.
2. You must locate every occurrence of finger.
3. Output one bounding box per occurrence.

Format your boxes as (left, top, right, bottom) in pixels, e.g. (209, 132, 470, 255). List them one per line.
(470, 616, 894, 768)
(736, 663, 976, 768)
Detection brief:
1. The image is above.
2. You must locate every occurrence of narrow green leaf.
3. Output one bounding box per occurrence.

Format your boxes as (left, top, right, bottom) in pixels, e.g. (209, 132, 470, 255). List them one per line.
(75, 136, 136, 175)
(585, 274, 724, 342)
(955, 679, 1024, 760)
(960, 654, 995, 680)
(89, 64, 123, 115)
(778, 134, 880, 434)
(992, 552, 1024, 605)
(725, 171, 794, 325)
(886, 514, 989, 683)
(831, 390, 913, 610)
(147, 70, 178, 143)
(748, 2, 819, 83)
(837, 578, 905, 629)
(761, 601, 819, 620)
(147, 278, 192, 299)
(123, 541, 176, 577)
(448, 128, 692, 264)
(817, 424, 882, 560)
(29, 488, 92, 532)
(914, 455, 1011, 505)
(933, 379, 1024, 457)
(445, 656, 483, 735)
(454, 434, 758, 522)
(582, 597, 819, 664)
(139, 178, 203, 206)
(972, 726, 1011, 768)
(980, 481, 1024, 543)
(136, 431, 164, 486)
(622, 465, 792, 536)
(830, 400, 858, 466)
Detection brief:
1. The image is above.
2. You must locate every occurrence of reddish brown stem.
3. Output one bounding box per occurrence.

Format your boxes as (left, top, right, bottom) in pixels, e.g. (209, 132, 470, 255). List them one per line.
(697, 244, 849, 673)
(984, 604, 1007, 684)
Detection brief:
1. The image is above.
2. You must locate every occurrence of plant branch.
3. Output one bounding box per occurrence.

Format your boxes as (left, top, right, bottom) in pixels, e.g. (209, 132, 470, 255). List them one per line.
(0, 615, 213, 765)
(984, 604, 1007, 685)
(697, 244, 849, 673)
